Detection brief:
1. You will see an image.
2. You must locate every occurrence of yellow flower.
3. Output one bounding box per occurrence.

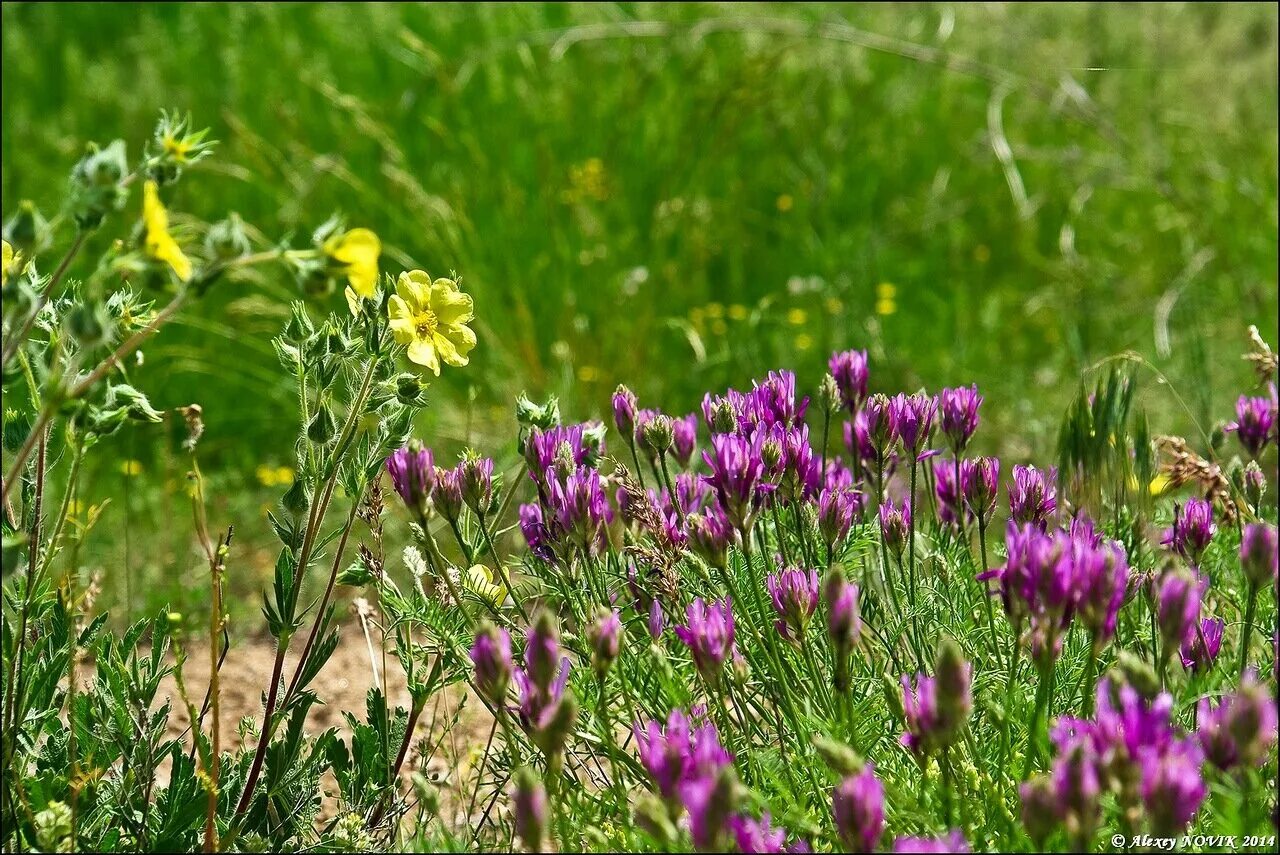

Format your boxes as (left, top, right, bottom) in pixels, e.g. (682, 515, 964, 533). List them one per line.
(776, 193, 794, 212)
(388, 270, 476, 375)
(876, 298, 897, 316)
(1, 240, 17, 283)
(974, 244, 991, 264)
(786, 308, 808, 326)
(876, 281, 897, 316)
(120, 460, 143, 477)
(705, 302, 724, 320)
(728, 304, 748, 321)
(796, 333, 813, 351)
(1149, 474, 1173, 497)
(142, 180, 192, 281)
(323, 228, 381, 298)
(577, 365, 600, 383)
(464, 564, 506, 609)
(255, 464, 295, 487)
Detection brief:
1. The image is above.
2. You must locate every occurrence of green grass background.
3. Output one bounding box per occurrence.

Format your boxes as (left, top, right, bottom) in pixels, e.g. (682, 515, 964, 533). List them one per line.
(2, 2, 1276, 618)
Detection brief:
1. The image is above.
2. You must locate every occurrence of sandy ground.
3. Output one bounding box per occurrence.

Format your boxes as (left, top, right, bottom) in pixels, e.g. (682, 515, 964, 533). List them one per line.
(151, 629, 494, 827)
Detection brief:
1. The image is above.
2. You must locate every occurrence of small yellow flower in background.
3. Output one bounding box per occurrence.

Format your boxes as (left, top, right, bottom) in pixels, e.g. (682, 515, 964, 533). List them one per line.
(776, 194, 794, 212)
(705, 302, 724, 320)
(255, 464, 295, 487)
(1, 240, 17, 283)
(795, 333, 813, 351)
(786, 308, 808, 326)
(1149, 474, 1173, 497)
(824, 297, 843, 315)
(120, 460, 143, 477)
(689, 307, 705, 331)
(876, 281, 897, 316)
(728, 303, 748, 321)
(323, 228, 381, 298)
(974, 244, 991, 264)
(711, 319, 728, 337)
(577, 365, 600, 383)
(142, 180, 192, 281)
(565, 157, 609, 203)
(389, 270, 476, 375)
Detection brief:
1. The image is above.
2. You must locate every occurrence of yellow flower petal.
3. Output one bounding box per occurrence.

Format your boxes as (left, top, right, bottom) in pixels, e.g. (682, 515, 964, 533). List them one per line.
(325, 228, 381, 297)
(142, 180, 192, 281)
(430, 282, 474, 326)
(395, 269, 431, 308)
(407, 337, 441, 375)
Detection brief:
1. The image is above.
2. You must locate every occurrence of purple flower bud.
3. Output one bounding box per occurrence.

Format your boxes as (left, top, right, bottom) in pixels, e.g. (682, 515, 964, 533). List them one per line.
(878, 498, 911, 558)
(960, 455, 1000, 521)
(828, 349, 870, 412)
(862, 394, 894, 457)
(817, 487, 859, 551)
(845, 412, 876, 467)
(1227, 393, 1277, 457)
(545, 465, 611, 552)
(386, 441, 435, 514)
(702, 391, 742, 435)
(634, 709, 733, 802)
(649, 599, 665, 640)
(891, 831, 969, 853)
(1161, 497, 1216, 565)
(674, 597, 736, 684)
(1073, 537, 1129, 646)
(687, 505, 735, 570)
(932, 458, 971, 530)
(887, 391, 937, 454)
(832, 764, 884, 853)
(512, 766, 547, 853)
(672, 413, 699, 468)
(470, 622, 513, 707)
(1018, 777, 1059, 847)
(767, 567, 820, 642)
(1009, 464, 1057, 528)
(1156, 569, 1203, 652)
(613, 384, 638, 438)
(459, 454, 494, 514)
(825, 572, 862, 652)
(1241, 522, 1278, 589)
(434, 465, 465, 522)
(524, 610, 563, 693)
(589, 609, 622, 677)
(1179, 616, 1224, 673)
(938, 384, 982, 452)
(1197, 674, 1278, 770)
(899, 673, 939, 755)
(1050, 740, 1101, 841)
(639, 411, 675, 459)
(519, 502, 555, 564)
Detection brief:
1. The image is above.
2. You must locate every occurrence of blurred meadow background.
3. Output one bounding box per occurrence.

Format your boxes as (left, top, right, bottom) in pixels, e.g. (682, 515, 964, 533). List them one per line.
(2, 2, 1276, 621)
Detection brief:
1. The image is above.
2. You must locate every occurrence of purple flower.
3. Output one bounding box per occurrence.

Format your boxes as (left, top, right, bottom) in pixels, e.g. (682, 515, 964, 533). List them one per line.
(832, 765, 884, 853)
(470, 622, 513, 706)
(938, 384, 982, 452)
(511, 767, 547, 853)
(649, 600, 665, 640)
(900, 673, 941, 754)
(844, 412, 876, 467)
(728, 813, 789, 854)
(1241, 522, 1278, 589)
(1142, 739, 1206, 835)
(634, 710, 732, 800)
(744, 370, 809, 430)
(985, 522, 1081, 664)
(613, 384, 638, 438)
(1161, 497, 1216, 565)
(1197, 675, 1278, 770)
(891, 831, 969, 853)
(588, 609, 622, 676)
(1072, 536, 1129, 646)
(386, 442, 435, 514)
(674, 597, 737, 683)
(519, 502, 555, 564)
(878, 498, 911, 558)
(525, 422, 605, 481)
(888, 391, 937, 454)
(1009, 464, 1057, 529)
(434, 464, 465, 522)
(1226, 394, 1276, 457)
(960, 455, 1000, 521)
(828, 349, 869, 412)
(767, 567, 820, 642)
(701, 432, 774, 533)
(459, 454, 494, 514)
(672, 413, 699, 467)
(545, 465, 611, 552)
(932, 458, 971, 529)
(1179, 616, 1224, 672)
(817, 486, 859, 551)
(702, 389, 748, 435)
(687, 504, 736, 570)
(1156, 569, 1203, 652)
(681, 769, 737, 851)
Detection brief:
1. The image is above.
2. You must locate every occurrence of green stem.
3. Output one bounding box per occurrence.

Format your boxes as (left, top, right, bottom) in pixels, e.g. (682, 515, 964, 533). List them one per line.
(1239, 582, 1259, 678)
(478, 512, 530, 623)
